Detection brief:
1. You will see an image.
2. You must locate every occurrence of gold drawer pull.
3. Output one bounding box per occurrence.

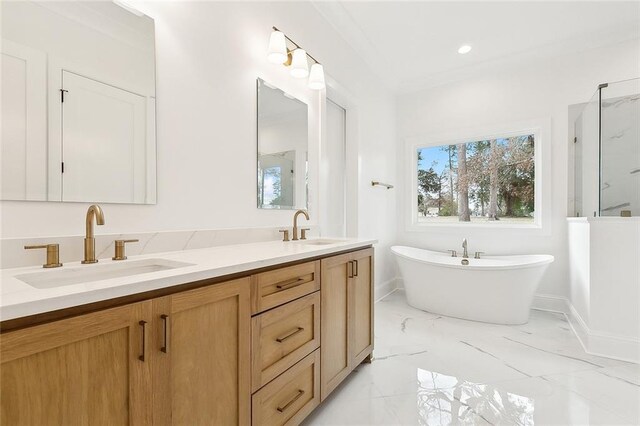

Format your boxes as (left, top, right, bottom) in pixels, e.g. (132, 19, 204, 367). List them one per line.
(276, 327, 304, 343)
(276, 277, 305, 290)
(277, 389, 305, 413)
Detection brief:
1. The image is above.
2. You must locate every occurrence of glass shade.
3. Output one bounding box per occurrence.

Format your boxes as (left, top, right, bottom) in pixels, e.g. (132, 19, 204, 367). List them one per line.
(290, 49, 309, 78)
(308, 63, 325, 90)
(267, 31, 287, 64)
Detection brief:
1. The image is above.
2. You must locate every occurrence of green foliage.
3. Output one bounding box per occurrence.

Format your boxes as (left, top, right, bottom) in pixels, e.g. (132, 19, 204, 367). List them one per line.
(439, 198, 458, 216)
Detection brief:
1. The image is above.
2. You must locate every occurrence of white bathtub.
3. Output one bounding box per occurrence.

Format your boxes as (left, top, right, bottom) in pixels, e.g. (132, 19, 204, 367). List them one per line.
(391, 246, 554, 325)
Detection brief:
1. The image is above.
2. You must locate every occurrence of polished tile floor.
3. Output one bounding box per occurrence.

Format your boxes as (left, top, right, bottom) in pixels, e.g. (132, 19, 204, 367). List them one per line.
(304, 290, 640, 425)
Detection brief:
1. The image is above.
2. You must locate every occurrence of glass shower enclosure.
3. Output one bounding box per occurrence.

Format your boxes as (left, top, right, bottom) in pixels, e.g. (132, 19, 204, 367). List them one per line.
(573, 78, 640, 217)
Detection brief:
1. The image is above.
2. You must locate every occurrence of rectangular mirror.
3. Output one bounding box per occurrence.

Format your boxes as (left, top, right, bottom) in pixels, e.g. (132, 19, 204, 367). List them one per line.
(1, 1, 156, 204)
(257, 78, 308, 210)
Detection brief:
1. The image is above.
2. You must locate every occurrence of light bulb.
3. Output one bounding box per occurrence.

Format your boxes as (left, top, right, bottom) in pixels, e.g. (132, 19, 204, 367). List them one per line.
(308, 63, 325, 90)
(458, 45, 472, 54)
(267, 30, 287, 64)
(290, 49, 309, 78)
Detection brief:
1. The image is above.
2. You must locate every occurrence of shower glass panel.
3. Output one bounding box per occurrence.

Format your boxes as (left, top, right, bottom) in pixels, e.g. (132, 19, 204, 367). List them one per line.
(600, 79, 640, 216)
(574, 89, 600, 217)
(573, 78, 640, 217)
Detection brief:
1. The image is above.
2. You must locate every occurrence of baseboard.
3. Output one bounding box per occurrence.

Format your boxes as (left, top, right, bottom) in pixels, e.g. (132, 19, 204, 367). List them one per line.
(531, 293, 570, 314)
(374, 278, 400, 302)
(533, 293, 639, 364)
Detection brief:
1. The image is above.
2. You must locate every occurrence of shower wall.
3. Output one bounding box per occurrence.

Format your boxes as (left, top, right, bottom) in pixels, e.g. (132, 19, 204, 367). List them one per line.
(600, 80, 640, 216)
(573, 78, 640, 217)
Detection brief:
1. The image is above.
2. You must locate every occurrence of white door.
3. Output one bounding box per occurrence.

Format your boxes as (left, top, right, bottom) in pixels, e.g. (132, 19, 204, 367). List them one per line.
(321, 99, 347, 237)
(1, 40, 47, 200)
(61, 71, 147, 203)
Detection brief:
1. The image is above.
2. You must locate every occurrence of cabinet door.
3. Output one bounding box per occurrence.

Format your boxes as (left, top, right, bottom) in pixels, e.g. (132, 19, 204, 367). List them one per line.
(320, 252, 352, 400)
(351, 248, 374, 364)
(1, 301, 153, 425)
(152, 278, 251, 425)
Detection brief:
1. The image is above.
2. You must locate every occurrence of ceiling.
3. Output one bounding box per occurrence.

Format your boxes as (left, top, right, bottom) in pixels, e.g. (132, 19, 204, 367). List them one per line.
(312, 1, 640, 93)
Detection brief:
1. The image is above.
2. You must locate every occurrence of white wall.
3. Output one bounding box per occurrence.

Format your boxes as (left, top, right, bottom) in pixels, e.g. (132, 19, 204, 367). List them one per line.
(396, 38, 640, 297)
(0, 1, 398, 291)
(566, 217, 639, 362)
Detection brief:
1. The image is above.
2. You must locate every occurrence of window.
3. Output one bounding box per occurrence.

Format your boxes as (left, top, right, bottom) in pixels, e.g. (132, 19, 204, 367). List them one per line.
(416, 134, 536, 224)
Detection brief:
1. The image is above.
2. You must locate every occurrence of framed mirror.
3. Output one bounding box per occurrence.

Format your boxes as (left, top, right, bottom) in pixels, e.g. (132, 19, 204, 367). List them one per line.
(1, 1, 156, 204)
(257, 78, 308, 210)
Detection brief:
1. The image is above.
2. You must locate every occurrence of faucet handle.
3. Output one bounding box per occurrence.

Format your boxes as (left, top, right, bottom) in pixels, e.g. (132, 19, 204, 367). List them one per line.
(300, 228, 310, 240)
(447, 249, 457, 258)
(25, 244, 63, 268)
(112, 239, 139, 261)
(474, 251, 485, 259)
(279, 230, 290, 242)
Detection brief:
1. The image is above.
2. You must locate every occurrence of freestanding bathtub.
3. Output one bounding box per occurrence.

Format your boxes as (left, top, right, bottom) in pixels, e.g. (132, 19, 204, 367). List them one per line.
(391, 246, 554, 325)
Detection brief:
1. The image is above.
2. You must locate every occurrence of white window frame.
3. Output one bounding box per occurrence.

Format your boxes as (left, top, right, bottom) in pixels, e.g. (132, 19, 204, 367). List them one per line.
(405, 118, 551, 234)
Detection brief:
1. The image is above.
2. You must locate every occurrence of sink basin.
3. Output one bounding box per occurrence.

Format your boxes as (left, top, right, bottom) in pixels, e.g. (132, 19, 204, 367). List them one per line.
(16, 258, 194, 289)
(297, 239, 344, 246)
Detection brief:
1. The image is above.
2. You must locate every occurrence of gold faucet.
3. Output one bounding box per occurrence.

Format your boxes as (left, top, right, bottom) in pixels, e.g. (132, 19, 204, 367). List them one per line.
(292, 209, 309, 241)
(82, 205, 105, 264)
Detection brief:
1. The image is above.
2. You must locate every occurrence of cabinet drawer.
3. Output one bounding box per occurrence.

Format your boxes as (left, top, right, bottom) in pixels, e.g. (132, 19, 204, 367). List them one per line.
(252, 292, 320, 392)
(252, 349, 320, 426)
(251, 261, 320, 314)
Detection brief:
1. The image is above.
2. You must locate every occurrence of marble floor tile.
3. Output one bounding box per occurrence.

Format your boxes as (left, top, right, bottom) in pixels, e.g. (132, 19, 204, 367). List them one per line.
(306, 290, 638, 425)
(544, 367, 640, 424)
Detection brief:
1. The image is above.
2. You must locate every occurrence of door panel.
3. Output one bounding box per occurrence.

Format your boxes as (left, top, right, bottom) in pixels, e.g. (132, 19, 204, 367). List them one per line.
(0, 301, 153, 426)
(320, 99, 347, 237)
(320, 253, 351, 400)
(62, 71, 147, 203)
(158, 278, 251, 425)
(351, 251, 374, 363)
(0, 40, 47, 201)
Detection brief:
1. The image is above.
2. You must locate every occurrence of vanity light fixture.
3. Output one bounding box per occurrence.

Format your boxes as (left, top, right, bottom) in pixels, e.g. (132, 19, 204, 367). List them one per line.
(267, 27, 325, 90)
(458, 45, 472, 54)
(290, 49, 309, 78)
(267, 30, 288, 64)
(308, 64, 326, 90)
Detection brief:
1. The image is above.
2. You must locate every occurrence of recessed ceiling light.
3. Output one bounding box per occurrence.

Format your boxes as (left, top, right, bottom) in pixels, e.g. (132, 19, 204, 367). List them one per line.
(458, 45, 472, 54)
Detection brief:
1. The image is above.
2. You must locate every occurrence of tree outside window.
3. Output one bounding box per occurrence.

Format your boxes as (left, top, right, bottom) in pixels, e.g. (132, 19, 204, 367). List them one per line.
(417, 135, 535, 223)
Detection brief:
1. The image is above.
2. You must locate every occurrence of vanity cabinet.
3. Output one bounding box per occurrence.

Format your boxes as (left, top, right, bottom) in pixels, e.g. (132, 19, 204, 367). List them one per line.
(320, 248, 374, 400)
(0, 246, 373, 426)
(0, 301, 154, 425)
(0, 278, 250, 426)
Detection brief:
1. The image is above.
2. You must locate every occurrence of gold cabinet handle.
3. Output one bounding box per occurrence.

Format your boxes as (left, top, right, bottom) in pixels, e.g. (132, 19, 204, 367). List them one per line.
(354, 260, 359, 277)
(112, 239, 139, 261)
(138, 320, 147, 362)
(276, 389, 305, 413)
(276, 277, 305, 290)
(160, 314, 169, 354)
(24, 244, 62, 268)
(348, 260, 354, 278)
(275, 327, 304, 343)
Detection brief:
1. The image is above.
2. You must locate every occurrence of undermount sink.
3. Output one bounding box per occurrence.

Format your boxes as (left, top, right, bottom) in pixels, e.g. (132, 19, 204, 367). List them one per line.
(16, 258, 194, 289)
(297, 239, 344, 246)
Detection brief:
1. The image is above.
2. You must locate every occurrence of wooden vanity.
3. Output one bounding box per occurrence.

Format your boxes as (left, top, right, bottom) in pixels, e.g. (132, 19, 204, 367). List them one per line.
(0, 246, 374, 425)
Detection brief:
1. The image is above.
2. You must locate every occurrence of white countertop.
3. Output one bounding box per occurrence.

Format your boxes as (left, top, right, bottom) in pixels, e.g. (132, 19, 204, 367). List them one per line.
(0, 238, 376, 321)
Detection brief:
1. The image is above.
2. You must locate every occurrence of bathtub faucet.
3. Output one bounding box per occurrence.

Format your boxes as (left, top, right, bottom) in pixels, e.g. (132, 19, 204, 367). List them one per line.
(462, 238, 468, 259)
